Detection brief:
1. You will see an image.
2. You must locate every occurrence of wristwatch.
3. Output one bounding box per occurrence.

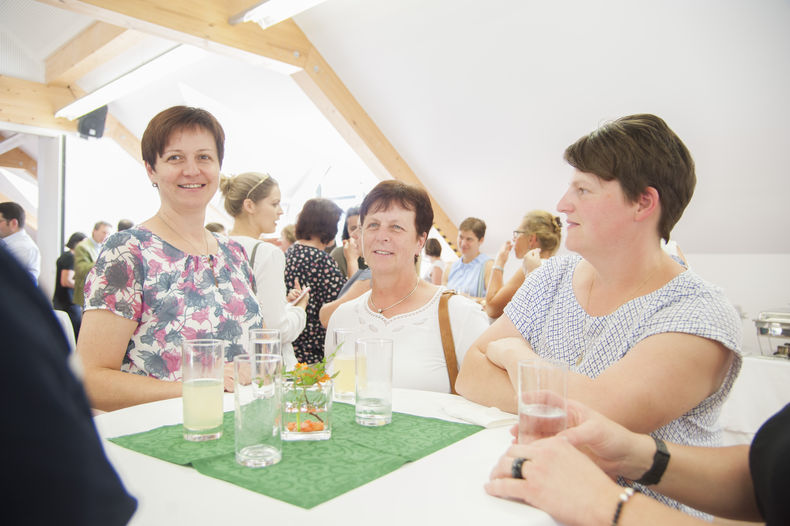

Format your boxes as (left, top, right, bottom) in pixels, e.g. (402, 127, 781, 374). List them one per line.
(635, 435, 670, 486)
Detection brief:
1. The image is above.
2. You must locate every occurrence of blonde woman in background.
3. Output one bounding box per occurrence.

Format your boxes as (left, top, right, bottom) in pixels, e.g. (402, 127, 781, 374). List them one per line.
(279, 224, 296, 253)
(485, 211, 562, 318)
(220, 172, 308, 369)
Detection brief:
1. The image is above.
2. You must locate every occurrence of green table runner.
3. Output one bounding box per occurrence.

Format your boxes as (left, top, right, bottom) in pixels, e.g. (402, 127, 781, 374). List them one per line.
(109, 402, 482, 509)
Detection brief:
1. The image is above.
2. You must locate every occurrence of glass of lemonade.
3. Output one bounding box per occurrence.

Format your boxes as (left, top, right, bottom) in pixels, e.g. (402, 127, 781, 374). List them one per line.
(517, 359, 568, 443)
(181, 339, 225, 441)
(331, 328, 356, 402)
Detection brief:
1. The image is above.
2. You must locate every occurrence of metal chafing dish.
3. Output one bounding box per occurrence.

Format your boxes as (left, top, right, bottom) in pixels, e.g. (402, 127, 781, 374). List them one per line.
(754, 310, 790, 358)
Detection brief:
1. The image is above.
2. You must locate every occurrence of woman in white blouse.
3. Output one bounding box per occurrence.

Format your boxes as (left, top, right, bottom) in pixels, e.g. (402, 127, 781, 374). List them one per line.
(220, 172, 308, 369)
(325, 180, 489, 393)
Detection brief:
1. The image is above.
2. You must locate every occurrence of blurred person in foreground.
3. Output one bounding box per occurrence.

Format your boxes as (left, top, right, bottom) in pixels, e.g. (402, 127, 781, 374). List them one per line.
(221, 172, 308, 369)
(78, 106, 262, 411)
(1, 244, 137, 525)
(484, 210, 562, 319)
(456, 114, 741, 516)
(487, 398, 788, 526)
(326, 180, 489, 393)
(52, 231, 87, 337)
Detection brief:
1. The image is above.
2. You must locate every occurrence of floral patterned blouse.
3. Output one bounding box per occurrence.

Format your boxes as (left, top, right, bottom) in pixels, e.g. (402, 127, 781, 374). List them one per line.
(84, 226, 262, 380)
(284, 243, 345, 364)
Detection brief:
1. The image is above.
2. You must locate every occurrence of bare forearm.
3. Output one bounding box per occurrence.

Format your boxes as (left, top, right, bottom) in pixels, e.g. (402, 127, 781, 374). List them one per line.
(83, 367, 182, 411)
(649, 444, 758, 520)
(455, 347, 517, 413)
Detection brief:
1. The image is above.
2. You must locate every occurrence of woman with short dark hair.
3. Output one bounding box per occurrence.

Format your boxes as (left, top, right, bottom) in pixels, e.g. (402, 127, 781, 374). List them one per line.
(78, 106, 262, 411)
(285, 198, 345, 364)
(325, 180, 488, 393)
(457, 114, 741, 517)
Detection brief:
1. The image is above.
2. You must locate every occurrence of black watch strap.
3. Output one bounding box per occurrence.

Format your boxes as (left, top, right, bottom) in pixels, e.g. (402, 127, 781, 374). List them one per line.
(635, 435, 670, 486)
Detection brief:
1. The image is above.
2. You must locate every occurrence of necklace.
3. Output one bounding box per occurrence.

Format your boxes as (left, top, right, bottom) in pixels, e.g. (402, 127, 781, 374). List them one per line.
(157, 213, 218, 286)
(369, 278, 420, 314)
(577, 264, 661, 366)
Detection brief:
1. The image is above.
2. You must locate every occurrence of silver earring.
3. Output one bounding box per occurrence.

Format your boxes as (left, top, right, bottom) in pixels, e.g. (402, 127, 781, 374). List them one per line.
(152, 182, 159, 188)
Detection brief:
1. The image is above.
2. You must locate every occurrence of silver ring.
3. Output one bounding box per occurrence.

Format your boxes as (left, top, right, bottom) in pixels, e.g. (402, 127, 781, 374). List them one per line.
(511, 457, 528, 479)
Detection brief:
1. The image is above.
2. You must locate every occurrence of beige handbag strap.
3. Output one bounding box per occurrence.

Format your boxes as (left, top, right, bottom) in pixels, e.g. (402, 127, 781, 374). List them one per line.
(439, 290, 459, 395)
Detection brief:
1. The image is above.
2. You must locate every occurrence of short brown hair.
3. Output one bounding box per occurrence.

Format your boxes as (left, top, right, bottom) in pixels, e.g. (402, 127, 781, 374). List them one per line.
(360, 180, 434, 237)
(459, 217, 486, 240)
(424, 238, 442, 258)
(563, 114, 695, 241)
(141, 106, 225, 169)
(295, 198, 343, 245)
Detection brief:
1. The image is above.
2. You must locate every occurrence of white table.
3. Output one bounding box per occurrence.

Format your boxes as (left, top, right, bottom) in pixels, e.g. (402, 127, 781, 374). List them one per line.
(719, 355, 790, 445)
(95, 389, 557, 526)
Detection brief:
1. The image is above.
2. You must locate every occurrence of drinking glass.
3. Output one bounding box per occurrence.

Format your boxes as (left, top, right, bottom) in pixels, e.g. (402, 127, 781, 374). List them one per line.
(355, 338, 393, 426)
(331, 328, 356, 402)
(248, 328, 281, 359)
(181, 339, 225, 441)
(234, 353, 283, 467)
(517, 359, 568, 443)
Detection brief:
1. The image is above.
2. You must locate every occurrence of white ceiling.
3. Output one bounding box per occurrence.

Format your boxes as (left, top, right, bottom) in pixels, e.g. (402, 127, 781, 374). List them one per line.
(2, 0, 790, 255)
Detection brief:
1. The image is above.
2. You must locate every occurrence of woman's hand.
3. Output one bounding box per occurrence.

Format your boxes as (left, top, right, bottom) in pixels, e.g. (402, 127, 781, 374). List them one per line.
(559, 399, 655, 480)
(343, 237, 360, 262)
(223, 362, 236, 392)
(521, 248, 542, 275)
(495, 240, 513, 267)
(485, 438, 621, 526)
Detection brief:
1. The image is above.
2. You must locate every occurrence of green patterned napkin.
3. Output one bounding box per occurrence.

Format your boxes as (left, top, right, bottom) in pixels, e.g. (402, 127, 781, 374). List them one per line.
(109, 402, 482, 509)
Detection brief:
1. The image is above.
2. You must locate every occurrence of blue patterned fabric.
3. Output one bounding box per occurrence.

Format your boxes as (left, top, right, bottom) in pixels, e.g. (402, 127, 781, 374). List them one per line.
(504, 254, 743, 516)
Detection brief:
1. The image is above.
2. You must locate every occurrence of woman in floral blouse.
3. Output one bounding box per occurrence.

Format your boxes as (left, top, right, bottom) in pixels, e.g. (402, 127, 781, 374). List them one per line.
(78, 106, 262, 411)
(285, 198, 345, 364)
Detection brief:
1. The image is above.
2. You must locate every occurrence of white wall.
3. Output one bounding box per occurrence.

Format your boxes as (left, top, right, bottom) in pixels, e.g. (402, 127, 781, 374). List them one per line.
(687, 253, 790, 356)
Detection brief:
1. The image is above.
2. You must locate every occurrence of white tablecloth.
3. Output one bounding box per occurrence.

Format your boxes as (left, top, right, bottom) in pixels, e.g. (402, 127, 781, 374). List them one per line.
(95, 389, 557, 526)
(719, 355, 790, 445)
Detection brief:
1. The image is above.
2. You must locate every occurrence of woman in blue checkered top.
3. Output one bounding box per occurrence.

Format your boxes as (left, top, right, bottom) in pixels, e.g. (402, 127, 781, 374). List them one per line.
(456, 114, 741, 517)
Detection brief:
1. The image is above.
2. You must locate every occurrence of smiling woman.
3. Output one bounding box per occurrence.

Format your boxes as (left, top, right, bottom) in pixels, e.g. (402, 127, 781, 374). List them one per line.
(77, 106, 263, 411)
(325, 180, 489, 393)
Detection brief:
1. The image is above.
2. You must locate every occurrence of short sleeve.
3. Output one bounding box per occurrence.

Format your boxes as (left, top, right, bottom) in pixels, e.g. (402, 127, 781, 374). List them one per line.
(83, 240, 144, 322)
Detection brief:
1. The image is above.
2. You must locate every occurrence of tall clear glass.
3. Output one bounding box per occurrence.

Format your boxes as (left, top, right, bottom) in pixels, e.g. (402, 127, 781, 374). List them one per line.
(181, 339, 225, 441)
(234, 353, 283, 467)
(517, 359, 568, 443)
(355, 338, 393, 426)
(248, 328, 281, 359)
(331, 328, 356, 402)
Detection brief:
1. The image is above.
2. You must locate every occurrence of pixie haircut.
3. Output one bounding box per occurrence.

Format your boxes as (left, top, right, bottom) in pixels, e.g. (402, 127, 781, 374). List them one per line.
(220, 172, 278, 217)
(66, 232, 86, 250)
(424, 238, 442, 258)
(459, 217, 486, 240)
(295, 198, 343, 245)
(360, 180, 434, 237)
(563, 114, 695, 242)
(141, 106, 225, 169)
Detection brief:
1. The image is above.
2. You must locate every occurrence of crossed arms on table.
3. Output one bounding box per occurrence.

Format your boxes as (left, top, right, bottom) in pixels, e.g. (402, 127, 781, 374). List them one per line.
(454, 315, 734, 434)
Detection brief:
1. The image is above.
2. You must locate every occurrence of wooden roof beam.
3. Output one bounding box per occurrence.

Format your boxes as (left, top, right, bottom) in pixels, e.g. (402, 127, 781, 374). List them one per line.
(46, 21, 147, 87)
(34, 0, 459, 246)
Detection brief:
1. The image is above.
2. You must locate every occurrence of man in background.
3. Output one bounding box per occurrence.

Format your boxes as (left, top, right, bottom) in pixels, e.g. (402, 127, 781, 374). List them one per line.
(0, 201, 41, 283)
(73, 220, 112, 307)
(117, 218, 134, 232)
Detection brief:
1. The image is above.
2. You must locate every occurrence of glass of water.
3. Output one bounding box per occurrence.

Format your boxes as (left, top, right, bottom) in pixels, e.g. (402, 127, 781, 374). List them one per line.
(234, 353, 283, 467)
(517, 359, 568, 443)
(355, 338, 393, 426)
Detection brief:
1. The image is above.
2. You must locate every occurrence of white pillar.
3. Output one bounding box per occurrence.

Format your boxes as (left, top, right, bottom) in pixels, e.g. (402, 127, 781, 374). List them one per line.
(37, 135, 65, 300)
